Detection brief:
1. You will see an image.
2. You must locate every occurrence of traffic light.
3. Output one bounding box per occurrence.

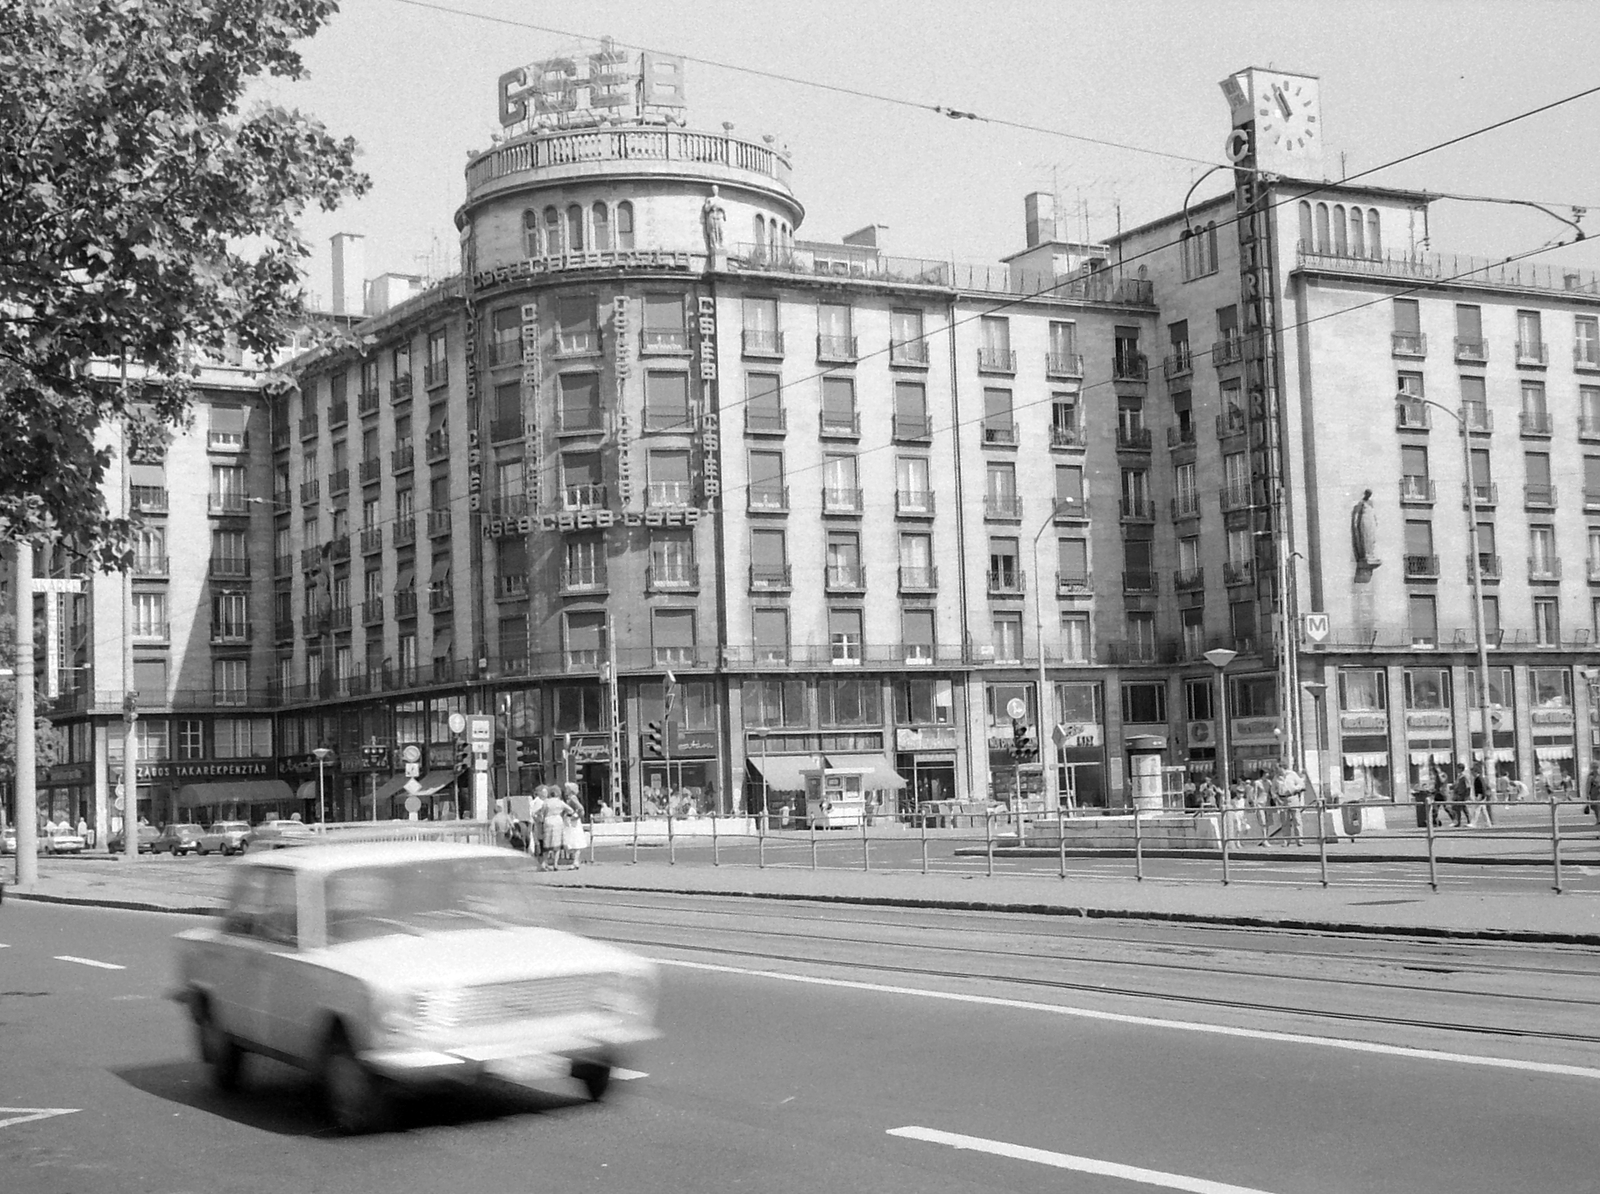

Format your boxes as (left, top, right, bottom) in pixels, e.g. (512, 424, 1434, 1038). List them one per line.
(493, 738, 507, 768)
(644, 720, 664, 758)
(1011, 718, 1037, 763)
(506, 737, 522, 773)
(454, 739, 471, 776)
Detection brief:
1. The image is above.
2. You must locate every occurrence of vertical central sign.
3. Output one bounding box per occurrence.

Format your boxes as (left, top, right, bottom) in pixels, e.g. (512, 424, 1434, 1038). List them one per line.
(693, 292, 720, 508)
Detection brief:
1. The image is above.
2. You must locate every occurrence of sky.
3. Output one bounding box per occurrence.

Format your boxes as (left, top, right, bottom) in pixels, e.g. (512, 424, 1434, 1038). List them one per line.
(262, 0, 1600, 304)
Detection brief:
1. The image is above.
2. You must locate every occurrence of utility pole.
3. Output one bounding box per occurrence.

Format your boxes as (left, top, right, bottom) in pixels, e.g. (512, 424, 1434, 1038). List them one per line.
(12, 540, 38, 885)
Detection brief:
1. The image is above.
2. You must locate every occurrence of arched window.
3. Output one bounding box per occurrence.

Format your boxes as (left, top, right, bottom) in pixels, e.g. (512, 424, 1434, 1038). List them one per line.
(754, 213, 766, 248)
(1204, 222, 1219, 273)
(1348, 207, 1365, 258)
(616, 201, 634, 250)
(566, 204, 584, 253)
(543, 206, 560, 254)
(1298, 201, 1313, 250)
(1179, 229, 1195, 280)
(767, 217, 777, 253)
(1367, 210, 1382, 257)
(523, 209, 539, 257)
(1314, 203, 1331, 253)
(592, 202, 611, 252)
(1332, 205, 1348, 256)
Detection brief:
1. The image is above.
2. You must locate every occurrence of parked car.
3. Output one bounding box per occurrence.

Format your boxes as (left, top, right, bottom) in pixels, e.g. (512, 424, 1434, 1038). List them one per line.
(172, 841, 659, 1133)
(196, 821, 252, 856)
(154, 823, 207, 856)
(249, 820, 316, 850)
(2, 827, 15, 855)
(107, 825, 162, 854)
(43, 827, 87, 855)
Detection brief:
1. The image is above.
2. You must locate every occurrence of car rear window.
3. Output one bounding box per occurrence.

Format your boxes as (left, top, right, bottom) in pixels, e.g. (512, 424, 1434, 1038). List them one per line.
(324, 857, 553, 944)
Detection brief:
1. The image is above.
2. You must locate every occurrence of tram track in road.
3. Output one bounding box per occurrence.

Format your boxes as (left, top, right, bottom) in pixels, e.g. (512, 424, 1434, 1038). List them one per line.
(556, 890, 1600, 1049)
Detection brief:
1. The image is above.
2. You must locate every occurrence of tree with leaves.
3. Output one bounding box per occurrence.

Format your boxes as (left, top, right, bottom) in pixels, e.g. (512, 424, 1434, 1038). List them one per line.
(0, 0, 367, 564)
(0, 612, 66, 826)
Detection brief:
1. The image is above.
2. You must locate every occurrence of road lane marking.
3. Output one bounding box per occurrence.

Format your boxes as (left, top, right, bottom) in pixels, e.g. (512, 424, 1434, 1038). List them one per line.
(888, 1126, 1279, 1194)
(0, 1108, 80, 1130)
(652, 957, 1600, 1082)
(53, 956, 125, 970)
(612, 1068, 648, 1081)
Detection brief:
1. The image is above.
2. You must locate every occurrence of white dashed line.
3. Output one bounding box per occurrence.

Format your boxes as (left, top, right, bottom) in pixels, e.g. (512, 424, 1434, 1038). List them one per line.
(0, 1108, 80, 1130)
(652, 956, 1600, 1081)
(888, 1126, 1281, 1194)
(612, 1068, 649, 1081)
(53, 956, 125, 970)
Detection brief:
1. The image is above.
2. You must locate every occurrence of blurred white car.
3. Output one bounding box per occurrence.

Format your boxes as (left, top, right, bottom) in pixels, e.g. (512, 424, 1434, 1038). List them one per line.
(43, 827, 86, 855)
(171, 841, 659, 1133)
(196, 821, 252, 856)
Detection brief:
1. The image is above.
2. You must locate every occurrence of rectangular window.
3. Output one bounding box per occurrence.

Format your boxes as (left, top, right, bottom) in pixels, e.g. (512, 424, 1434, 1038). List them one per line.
(983, 388, 1014, 442)
(213, 591, 249, 640)
(894, 381, 929, 438)
(818, 678, 879, 726)
(1059, 611, 1090, 662)
(897, 456, 931, 506)
(1058, 538, 1088, 586)
(564, 535, 605, 588)
(1048, 320, 1077, 362)
(1121, 682, 1166, 725)
(829, 608, 863, 662)
(558, 372, 601, 432)
(742, 297, 780, 354)
(817, 302, 853, 358)
(826, 531, 861, 587)
(1393, 298, 1421, 334)
(894, 676, 953, 725)
(821, 376, 856, 433)
(646, 449, 691, 505)
(556, 295, 596, 354)
(491, 306, 521, 363)
(1405, 668, 1450, 709)
(1127, 611, 1156, 662)
(177, 719, 203, 760)
(988, 537, 1019, 589)
(213, 659, 248, 705)
(132, 591, 167, 638)
(1408, 594, 1438, 647)
(1530, 524, 1557, 575)
(749, 450, 785, 509)
(1529, 667, 1571, 708)
(651, 608, 696, 665)
(744, 678, 806, 728)
(746, 373, 783, 432)
(563, 610, 605, 669)
(1534, 597, 1560, 646)
(980, 315, 1011, 367)
(753, 608, 789, 664)
(992, 612, 1023, 662)
(1578, 315, 1600, 367)
(134, 718, 170, 762)
(644, 371, 691, 431)
(1517, 309, 1544, 360)
(650, 529, 695, 585)
(901, 609, 935, 661)
(642, 294, 687, 351)
(891, 309, 924, 361)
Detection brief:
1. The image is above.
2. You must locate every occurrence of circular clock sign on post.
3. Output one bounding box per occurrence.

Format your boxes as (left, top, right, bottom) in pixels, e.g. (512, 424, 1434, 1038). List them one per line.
(1005, 697, 1027, 721)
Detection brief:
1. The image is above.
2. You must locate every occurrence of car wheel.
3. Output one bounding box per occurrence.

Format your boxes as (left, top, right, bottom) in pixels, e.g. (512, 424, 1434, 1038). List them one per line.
(572, 1060, 612, 1102)
(195, 1002, 244, 1091)
(321, 1030, 392, 1135)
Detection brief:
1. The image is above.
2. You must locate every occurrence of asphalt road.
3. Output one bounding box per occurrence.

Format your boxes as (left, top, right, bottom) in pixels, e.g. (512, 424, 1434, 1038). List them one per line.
(4, 895, 1600, 1193)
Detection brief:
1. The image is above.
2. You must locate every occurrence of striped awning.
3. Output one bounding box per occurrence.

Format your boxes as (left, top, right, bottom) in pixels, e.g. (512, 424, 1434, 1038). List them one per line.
(1342, 751, 1390, 768)
(1536, 744, 1575, 761)
(1408, 751, 1451, 766)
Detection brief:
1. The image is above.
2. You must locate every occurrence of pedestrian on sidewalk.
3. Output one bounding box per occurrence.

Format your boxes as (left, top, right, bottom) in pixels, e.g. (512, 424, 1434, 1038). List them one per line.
(1585, 766, 1600, 825)
(1273, 766, 1306, 846)
(489, 799, 513, 848)
(1248, 771, 1272, 845)
(1449, 765, 1471, 827)
(1468, 763, 1494, 829)
(1225, 781, 1249, 848)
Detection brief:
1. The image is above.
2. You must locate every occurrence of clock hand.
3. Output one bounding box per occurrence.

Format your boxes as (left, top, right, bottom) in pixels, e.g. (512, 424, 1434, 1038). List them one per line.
(1272, 85, 1293, 121)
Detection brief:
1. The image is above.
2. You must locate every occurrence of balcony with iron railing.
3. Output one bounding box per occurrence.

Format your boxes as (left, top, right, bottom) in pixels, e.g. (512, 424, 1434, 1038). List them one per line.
(1173, 567, 1204, 592)
(328, 468, 350, 495)
(299, 480, 320, 505)
(424, 429, 450, 460)
(1468, 553, 1502, 581)
(208, 556, 249, 579)
(890, 339, 930, 367)
(1516, 340, 1548, 366)
(1395, 398, 1431, 429)
(823, 486, 864, 515)
(1524, 482, 1557, 509)
(641, 327, 689, 353)
(1520, 409, 1553, 437)
(742, 329, 784, 357)
(1116, 425, 1153, 452)
(818, 408, 862, 439)
(978, 347, 1017, 374)
(300, 546, 321, 570)
(1120, 496, 1155, 521)
(1171, 492, 1202, 520)
(424, 361, 448, 389)
(560, 566, 607, 593)
(208, 492, 248, 516)
(1528, 555, 1563, 581)
(1462, 403, 1493, 434)
(1220, 482, 1254, 512)
(427, 510, 452, 537)
(817, 334, 858, 362)
(1464, 482, 1498, 507)
(557, 406, 604, 435)
(1216, 409, 1248, 440)
(748, 484, 789, 513)
(393, 589, 417, 618)
(1577, 342, 1600, 371)
(133, 554, 168, 578)
(393, 516, 416, 546)
(981, 419, 1017, 446)
(359, 458, 383, 486)
(273, 553, 292, 577)
(825, 563, 867, 592)
(132, 620, 170, 642)
(391, 441, 414, 472)
(299, 413, 318, 440)
(984, 494, 1022, 520)
(987, 568, 1024, 596)
(206, 429, 246, 453)
(1053, 496, 1089, 521)
(1400, 476, 1436, 504)
(211, 621, 252, 645)
(427, 585, 454, 614)
(328, 534, 351, 561)
(1046, 351, 1085, 379)
(1212, 337, 1242, 367)
(1455, 336, 1489, 363)
(1223, 560, 1254, 587)
(555, 329, 599, 357)
(899, 565, 938, 592)
(490, 417, 524, 444)
(749, 564, 791, 591)
(745, 408, 787, 435)
(647, 563, 699, 591)
(329, 606, 351, 631)
(357, 387, 380, 417)
(1112, 352, 1148, 382)
(1056, 572, 1091, 596)
(1166, 424, 1197, 448)
(272, 425, 291, 451)
(647, 480, 693, 507)
(895, 489, 935, 517)
(391, 374, 413, 403)
(360, 527, 383, 554)
(1123, 570, 1157, 594)
(328, 399, 347, 428)
(893, 414, 932, 442)
(274, 618, 294, 642)
(1404, 554, 1440, 579)
(1391, 332, 1426, 357)
(496, 574, 529, 600)
(1050, 424, 1086, 450)
(1162, 345, 1194, 379)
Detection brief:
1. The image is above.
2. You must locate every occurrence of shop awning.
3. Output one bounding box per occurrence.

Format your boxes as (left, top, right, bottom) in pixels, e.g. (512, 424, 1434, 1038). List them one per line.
(1536, 744, 1575, 761)
(1342, 752, 1390, 768)
(1408, 750, 1452, 766)
(296, 779, 320, 802)
(825, 753, 907, 790)
(175, 779, 294, 809)
(373, 773, 412, 802)
(413, 770, 458, 797)
(747, 754, 823, 792)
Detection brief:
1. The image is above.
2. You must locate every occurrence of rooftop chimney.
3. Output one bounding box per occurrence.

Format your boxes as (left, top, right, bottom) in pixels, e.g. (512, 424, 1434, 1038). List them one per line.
(1023, 192, 1057, 248)
(330, 232, 366, 316)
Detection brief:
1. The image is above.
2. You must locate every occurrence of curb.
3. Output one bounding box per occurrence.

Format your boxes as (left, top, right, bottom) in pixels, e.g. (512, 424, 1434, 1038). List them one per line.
(961, 847, 1571, 867)
(3, 888, 220, 916)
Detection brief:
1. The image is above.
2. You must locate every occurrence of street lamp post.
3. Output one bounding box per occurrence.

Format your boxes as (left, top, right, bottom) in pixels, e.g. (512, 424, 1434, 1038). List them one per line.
(1411, 390, 1497, 799)
(312, 746, 333, 827)
(1300, 680, 1328, 796)
(1204, 648, 1238, 798)
(1030, 504, 1061, 819)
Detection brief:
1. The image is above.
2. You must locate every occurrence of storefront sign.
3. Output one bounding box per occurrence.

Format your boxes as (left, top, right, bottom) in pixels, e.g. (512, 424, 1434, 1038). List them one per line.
(467, 427, 482, 512)
(484, 506, 702, 537)
(427, 743, 458, 771)
(1404, 711, 1450, 730)
(694, 294, 720, 505)
(896, 726, 958, 751)
(1231, 716, 1282, 745)
(1532, 708, 1575, 726)
(46, 763, 92, 787)
(670, 727, 717, 757)
(569, 742, 611, 764)
(1185, 720, 1216, 749)
(1055, 722, 1103, 748)
(1340, 712, 1389, 733)
(474, 250, 693, 291)
(121, 759, 275, 783)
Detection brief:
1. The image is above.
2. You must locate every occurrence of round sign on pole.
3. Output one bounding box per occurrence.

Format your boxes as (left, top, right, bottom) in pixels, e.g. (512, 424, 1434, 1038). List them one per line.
(113, 795, 124, 812)
(1005, 697, 1027, 721)
(400, 743, 423, 765)
(404, 795, 422, 814)
(447, 712, 467, 735)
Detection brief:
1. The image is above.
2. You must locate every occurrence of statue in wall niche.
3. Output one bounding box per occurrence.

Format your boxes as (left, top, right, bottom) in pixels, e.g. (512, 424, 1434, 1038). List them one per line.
(1350, 488, 1381, 573)
(701, 185, 727, 253)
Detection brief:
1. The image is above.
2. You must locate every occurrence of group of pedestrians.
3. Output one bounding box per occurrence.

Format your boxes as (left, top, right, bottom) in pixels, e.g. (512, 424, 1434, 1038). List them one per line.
(1415, 762, 1502, 829)
(489, 783, 589, 870)
(1193, 764, 1311, 847)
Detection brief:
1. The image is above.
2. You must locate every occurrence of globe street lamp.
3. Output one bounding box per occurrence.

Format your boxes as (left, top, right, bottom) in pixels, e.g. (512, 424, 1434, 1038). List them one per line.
(312, 746, 333, 827)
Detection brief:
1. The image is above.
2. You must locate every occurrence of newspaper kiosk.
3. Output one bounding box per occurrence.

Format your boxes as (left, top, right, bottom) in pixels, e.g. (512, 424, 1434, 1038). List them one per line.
(803, 765, 870, 828)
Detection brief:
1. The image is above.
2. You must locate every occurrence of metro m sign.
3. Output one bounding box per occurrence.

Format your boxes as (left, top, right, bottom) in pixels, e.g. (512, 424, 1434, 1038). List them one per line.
(1302, 613, 1330, 643)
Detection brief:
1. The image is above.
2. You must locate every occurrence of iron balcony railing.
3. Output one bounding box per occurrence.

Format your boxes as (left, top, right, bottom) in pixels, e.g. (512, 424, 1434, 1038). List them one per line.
(1050, 425, 1086, 449)
(819, 411, 861, 438)
(1396, 399, 1430, 429)
(817, 334, 858, 362)
(977, 347, 1017, 373)
(1520, 410, 1553, 436)
(391, 374, 413, 402)
(742, 329, 784, 356)
(895, 489, 935, 516)
(360, 528, 383, 554)
(328, 468, 349, 495)
(1046, 351, 1085, 378)
(749, 564, 791, 590)
(1391, 332, 1427, 357)
(984, 495, 1022, 520)
(358, 458, 382, 485)
(890, 339, 931, 366)
(357, 388, 380, 417)
(393, 590, 418, 618)
(208, 493, 248, 515)
(1516, 340, 1548, 366)
(133, 554, 168, 577)
(362, 598, 384, 625)
(893, 414, 932, 441)
(563, 483, 607, 510)
(208, 556, 249, 579)
(1400, 476, 1436, 504)
(823, 486, 864, 514)
(1403, 554, 1440, 578)
(1173, 567, 1204, 591)
(899, 565, 938, 591)
(1112, 352, 1148, 381)
(745, 408, 787, 434)
(1455, 336, 1489, 363)
(748, 485, 789, 512)
(328, 400, 347, 428)
(825, 564, 867, 591)
(982, 420, 1017, 446)
(427, 510, 452, 537)
(391, 442, 414, 472)
(424, 361, 448, 389)
(647, 563, 699, 590)
(1116, 426, 1153, 452)
(393, 516, 416, 546)
(642, 327, 689, 353)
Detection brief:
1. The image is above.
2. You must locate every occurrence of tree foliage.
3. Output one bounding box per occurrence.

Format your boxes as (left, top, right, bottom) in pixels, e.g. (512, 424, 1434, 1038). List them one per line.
(0, 613, 66, 785)
(0, 0, 368, 563)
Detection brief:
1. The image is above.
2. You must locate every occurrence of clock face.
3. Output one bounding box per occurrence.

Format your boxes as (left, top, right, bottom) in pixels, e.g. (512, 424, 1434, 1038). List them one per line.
(1254, 74, 1318, 156)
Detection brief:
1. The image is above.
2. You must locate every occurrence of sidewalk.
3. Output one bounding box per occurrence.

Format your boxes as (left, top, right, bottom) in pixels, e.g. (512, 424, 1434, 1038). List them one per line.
(7, 842, 1600, 945)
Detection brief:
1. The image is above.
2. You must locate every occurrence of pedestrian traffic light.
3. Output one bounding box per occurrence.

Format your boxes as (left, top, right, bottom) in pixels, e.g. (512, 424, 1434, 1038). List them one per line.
(454, 739, 471, 776)
(645, 720, 664, 758)
(506, 737, 522, 773)
(1011, 718, 1036, 763)
(493, 738, 506, 768)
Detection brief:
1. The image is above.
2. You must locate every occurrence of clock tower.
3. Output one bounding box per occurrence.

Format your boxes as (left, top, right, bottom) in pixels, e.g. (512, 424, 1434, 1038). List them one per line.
(1220, 68, 1323, 176)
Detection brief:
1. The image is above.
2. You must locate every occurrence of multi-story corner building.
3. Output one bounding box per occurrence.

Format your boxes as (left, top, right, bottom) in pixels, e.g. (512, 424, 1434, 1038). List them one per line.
(26, 57, 1600, 834)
